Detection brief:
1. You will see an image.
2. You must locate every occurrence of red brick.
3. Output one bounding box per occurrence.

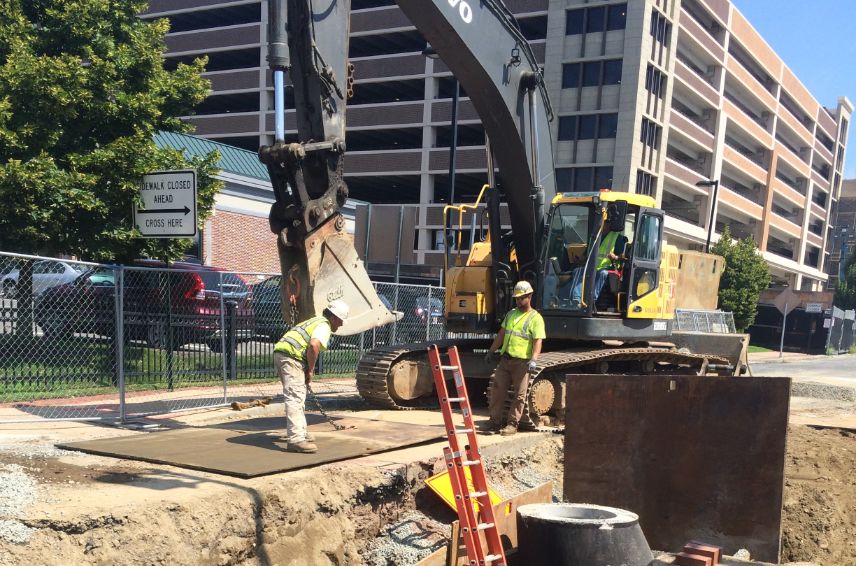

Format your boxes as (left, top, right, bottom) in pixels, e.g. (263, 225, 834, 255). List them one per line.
(206, 210, 280, 274)
(684, 540, 723, 564)
(673, 552, 712, 566)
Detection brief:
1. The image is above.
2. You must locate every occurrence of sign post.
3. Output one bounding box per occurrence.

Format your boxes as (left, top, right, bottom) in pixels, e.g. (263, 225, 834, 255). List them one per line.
(133, 170, 197, 238)
(772, 288, 798, 359)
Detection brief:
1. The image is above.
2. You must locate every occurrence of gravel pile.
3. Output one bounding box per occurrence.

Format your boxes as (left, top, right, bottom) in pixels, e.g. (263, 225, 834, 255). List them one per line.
(791, 381, 856, 403)
(0, 464, 38, 544)
(361, 510, 448, 566)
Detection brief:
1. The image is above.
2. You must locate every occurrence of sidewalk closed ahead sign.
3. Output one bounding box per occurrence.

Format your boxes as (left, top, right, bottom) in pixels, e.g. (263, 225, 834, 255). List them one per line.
(133, 170, 197, 238)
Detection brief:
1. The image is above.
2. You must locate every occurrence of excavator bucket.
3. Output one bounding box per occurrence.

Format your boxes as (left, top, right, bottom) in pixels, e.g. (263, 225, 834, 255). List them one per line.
(278, 214, 396, 336)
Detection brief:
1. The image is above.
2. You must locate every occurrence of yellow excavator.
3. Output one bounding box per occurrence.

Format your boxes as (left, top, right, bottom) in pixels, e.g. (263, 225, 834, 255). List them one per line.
(259, 1, 748, 428)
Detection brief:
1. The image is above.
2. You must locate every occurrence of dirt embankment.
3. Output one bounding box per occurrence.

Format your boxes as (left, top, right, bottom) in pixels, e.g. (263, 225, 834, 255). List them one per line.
(0, 426, 853, 565)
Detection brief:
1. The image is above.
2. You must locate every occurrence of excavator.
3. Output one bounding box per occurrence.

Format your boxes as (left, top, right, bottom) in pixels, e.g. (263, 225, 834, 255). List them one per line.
(259, 1, 749, 428)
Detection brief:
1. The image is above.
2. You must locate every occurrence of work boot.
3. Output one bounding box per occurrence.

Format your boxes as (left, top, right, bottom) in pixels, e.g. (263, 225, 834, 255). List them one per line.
(287, 440, 318, 454)
(477, 420, 500, 434)
(304, 433, 316, 443)
(500, 424, 518, 437)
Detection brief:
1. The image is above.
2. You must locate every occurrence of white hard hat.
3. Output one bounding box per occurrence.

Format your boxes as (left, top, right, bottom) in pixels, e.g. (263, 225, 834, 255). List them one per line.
(512, 281, 534, 298)
(326, 299, 349, 321)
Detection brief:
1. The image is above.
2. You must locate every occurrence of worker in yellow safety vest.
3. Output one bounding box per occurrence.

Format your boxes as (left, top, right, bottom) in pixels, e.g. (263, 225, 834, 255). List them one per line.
(569, 224, 625, 306)
(480, 281, 545, 436)
(273, 299, 349, 453)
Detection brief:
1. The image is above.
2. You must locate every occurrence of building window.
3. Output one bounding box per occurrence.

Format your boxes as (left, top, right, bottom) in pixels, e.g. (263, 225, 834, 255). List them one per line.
(558, 114, 619, 141)
(586, 6, 605, 33)
(607, 4, 628, 31)
(594, 166, 614, 190)
(603, 59, 623, 85)
(566, 4, 627, 36)
(575, 167, 594, 191)
(650, 10, 671, 46)
(563, 59, 622, 89)
(562, 63, 581, 88)
(599, 113, 618, 138)
(640, 118, 661, 149)
(582, 62, 600, 87)
(645, 64, 666, 99)
(558, 116, 577, 140)
(578, 115, 597, 140)
(636, 170, 657, 196)
(566, 8, 584, 35)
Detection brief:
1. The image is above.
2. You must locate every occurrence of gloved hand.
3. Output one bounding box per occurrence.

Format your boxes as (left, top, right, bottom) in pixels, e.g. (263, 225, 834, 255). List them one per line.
(484, 351, 497, 365)
(527, 360, 537, 373)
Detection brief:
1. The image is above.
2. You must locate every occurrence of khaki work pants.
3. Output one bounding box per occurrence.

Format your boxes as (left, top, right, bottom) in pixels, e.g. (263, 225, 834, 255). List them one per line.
(488, 356, 531, 427)
(273, 351, 308, 444)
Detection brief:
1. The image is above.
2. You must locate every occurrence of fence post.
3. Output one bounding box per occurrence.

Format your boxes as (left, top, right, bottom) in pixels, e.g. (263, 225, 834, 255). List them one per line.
(426, 285, 433, 341)
(219, 274, 228, 400)
(225, 300, 238, 381)
(114, 267, 126, 422)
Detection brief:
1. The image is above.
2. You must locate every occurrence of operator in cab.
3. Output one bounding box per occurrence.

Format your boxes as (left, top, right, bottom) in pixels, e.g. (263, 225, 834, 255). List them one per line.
(480, 281, 545, 436)
(273, 299, 349, 453)
(569, 224, 626, 307)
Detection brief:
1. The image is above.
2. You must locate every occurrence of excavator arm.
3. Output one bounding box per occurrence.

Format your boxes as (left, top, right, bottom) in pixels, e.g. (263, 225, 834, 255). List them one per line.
(260, 0, 557, 333)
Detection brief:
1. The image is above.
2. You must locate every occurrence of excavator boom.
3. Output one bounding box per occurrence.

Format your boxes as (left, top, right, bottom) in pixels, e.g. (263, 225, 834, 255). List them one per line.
(261, 0, 557, 333)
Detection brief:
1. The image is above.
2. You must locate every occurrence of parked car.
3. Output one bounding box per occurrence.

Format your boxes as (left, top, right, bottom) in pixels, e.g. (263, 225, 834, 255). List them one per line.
(1, 260, 87, 298)
(400, 295, 445, 342)
(34, 261, 254, 352)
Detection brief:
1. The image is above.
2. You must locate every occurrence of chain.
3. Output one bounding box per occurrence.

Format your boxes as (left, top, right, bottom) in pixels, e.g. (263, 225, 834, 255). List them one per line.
(306, 383, 350, 431)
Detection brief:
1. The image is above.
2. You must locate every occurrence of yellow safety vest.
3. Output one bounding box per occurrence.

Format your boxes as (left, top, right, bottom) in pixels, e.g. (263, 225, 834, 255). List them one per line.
(274, 316, 330, 361)
(595, 231, 620, 271)
(500, 309, 540, 359)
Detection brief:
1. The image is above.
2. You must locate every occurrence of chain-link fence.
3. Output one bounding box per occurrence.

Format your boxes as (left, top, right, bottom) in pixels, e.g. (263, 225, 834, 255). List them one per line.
(674, 309, 736, 333)
(0, 252, 450, 422)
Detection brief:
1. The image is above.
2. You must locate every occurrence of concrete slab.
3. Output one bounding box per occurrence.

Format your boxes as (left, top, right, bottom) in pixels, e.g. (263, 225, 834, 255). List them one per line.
(57, 415, 445, 478)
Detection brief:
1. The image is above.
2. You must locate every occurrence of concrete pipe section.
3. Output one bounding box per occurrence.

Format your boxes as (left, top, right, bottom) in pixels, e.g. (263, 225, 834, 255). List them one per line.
(516, 503, 654, 566)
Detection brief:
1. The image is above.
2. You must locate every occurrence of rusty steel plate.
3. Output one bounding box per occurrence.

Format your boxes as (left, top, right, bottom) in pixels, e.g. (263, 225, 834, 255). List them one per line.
(59, 415, 443, 478)
(563, 374, 790, 564)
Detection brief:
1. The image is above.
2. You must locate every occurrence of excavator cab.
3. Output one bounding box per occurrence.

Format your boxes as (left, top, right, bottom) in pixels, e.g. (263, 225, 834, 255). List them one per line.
(540, 191, 667, 324)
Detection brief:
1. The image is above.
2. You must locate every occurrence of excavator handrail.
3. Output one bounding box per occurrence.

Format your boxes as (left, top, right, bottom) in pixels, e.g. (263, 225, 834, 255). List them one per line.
(443, 184, 492, 272)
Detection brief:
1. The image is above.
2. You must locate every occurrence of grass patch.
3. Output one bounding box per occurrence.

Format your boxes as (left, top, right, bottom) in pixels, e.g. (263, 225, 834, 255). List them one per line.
(748, 345, 773, 353)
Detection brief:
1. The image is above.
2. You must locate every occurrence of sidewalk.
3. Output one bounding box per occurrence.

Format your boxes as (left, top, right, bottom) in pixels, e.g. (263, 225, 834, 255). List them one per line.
(747, 350, 818, 363)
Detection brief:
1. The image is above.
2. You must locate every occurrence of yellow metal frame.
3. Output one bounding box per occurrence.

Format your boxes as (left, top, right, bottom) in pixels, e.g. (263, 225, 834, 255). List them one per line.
(443, 184, 492, 273)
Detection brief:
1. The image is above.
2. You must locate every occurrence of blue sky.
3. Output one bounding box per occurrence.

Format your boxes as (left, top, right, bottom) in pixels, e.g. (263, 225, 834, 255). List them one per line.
(731, 1, 856, 179)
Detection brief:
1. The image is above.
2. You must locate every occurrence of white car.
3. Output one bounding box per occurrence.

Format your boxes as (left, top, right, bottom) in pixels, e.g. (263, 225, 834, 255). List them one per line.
(1, 260, 86, 298)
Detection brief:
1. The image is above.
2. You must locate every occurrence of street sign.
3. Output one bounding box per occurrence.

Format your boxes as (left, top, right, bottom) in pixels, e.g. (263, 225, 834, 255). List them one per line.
(772, 288, 798, 316)
(805, 303, 823, 314)
(133, 170, 197, 238)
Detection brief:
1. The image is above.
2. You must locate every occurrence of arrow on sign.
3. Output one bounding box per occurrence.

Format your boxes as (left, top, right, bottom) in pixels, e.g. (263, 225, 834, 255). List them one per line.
(136, 206, 191, 215)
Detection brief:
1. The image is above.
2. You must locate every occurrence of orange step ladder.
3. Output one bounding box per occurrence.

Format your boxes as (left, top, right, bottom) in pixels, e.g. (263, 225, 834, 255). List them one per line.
(428, 344, 507, 566)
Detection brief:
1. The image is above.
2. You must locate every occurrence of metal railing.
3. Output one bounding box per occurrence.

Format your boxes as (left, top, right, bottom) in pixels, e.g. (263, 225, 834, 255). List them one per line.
(675, 309, 736, 334)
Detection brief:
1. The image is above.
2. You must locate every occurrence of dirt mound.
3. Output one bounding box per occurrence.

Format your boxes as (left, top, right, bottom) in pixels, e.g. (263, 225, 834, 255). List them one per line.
(782, 425, 856, 564)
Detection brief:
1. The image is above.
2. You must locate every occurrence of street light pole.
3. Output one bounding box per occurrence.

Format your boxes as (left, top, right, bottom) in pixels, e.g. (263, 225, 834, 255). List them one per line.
(696, 179, 720, 253)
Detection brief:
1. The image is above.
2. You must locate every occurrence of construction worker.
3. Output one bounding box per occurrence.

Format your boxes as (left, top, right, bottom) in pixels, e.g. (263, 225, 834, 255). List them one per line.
(569, 224, 626, 306)
(480, 281, 545, 436)
(273, 299, 349, 453)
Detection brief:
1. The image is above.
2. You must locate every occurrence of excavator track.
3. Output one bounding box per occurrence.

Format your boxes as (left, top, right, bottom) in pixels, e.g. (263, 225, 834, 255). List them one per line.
(356, 342, 732, 428)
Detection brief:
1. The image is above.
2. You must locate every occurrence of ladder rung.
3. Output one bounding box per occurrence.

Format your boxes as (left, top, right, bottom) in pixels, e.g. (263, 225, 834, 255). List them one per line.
(461, 459, 481, 467)
(485, 555, 504, 564)
(467, 491, 488, 498)
(476, 522, 495, 530)
(450, 428, 473, 435)
(440, 365, 459, 370)
(444, 396, 465, 402)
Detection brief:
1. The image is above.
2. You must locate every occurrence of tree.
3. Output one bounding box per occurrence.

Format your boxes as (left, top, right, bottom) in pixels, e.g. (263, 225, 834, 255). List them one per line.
(0, 0, 221, 263)
(711, 227, 771, 332)
(835, 250, 856, 309)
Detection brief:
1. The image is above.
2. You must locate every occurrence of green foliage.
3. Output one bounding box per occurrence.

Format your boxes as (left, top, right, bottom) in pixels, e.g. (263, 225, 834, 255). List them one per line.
(711, 227, 771, 332)
(834, 250, 856, 309)
(0, 0, 221, 262)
